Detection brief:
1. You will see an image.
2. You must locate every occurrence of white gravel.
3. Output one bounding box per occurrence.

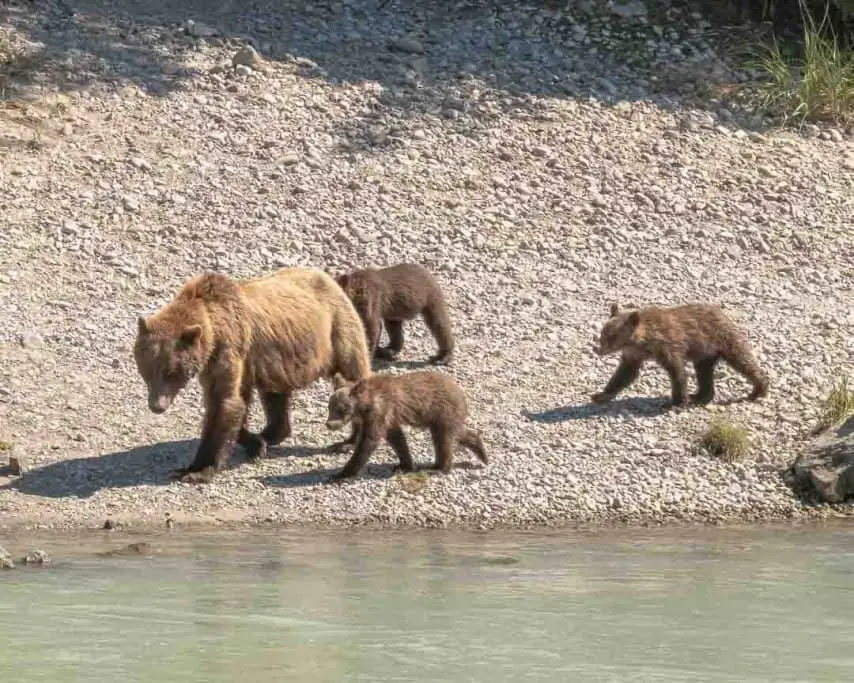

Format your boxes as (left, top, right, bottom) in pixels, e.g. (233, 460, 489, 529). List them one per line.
(1, 0, 853, 532)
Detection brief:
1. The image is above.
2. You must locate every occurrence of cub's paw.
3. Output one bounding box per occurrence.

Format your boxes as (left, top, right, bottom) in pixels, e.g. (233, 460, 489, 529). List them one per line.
(428, 352, 453, 366)
(590, 392, 614, 405)
(326, 471, 353, 485)
(689, 392, 714, 406)
(177, 467, 216, 485)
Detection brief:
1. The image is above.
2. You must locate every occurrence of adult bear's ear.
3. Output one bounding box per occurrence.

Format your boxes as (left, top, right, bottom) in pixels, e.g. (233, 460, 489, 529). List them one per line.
(609, 302, 620, 318)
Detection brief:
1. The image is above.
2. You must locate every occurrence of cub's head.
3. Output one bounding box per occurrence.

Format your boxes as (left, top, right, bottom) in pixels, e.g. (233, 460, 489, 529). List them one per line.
(134, 316, 205, 414)
(595, 303, 641, 356)
(325, 373, 357, 431)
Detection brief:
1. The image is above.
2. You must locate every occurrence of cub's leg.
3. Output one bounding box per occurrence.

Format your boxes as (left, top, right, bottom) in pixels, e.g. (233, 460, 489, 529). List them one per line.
(376, 319, 404, 361)
(690, 357, 719, 405)
(329, 421, 382, 481)
(657, 352, 688, 407)
(386, 427, 416, 473)
(722, 347, 770, 401)
(591, 356, 643, 404)
(428, 424, 456, 474)
(459, 427, 488, 464)
(422, 297, 454, 365)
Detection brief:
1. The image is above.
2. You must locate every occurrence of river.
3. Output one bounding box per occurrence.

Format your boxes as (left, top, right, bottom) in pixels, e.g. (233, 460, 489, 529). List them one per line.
(1, 524, 852, 681)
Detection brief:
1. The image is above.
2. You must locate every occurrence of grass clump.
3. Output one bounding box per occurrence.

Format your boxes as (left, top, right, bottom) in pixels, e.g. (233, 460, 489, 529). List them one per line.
(751, 0, 854, 124)
(814, 376, 854, 433)
(700, 419, 752, 462)
(394, 470, 430, 495)
(0, 441, 11, 452)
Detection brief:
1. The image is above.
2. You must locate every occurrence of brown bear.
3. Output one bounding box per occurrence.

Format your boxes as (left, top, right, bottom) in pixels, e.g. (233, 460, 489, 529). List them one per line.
(592, 302, 770, 407)
(324, 370, 488, 481)
(134, 267, 371, 484)
(334, 263, 454, 365)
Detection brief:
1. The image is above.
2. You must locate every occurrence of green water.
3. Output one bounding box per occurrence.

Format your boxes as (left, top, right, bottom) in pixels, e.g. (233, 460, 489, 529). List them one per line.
(1, 525, 853, 682)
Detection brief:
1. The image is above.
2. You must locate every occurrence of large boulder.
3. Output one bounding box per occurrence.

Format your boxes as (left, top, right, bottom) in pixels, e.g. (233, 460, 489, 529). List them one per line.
(788, 417, 854, 503)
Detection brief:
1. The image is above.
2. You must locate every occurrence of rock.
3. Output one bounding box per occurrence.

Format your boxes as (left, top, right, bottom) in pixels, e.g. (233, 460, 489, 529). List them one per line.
(0, 546, 14, 570)
(23, 549, 50, 565)
(387, 37, 426, 54)
(232, 46, 264, 70)
(8, 452, 26, 475)
(787, 417, 854, 503)
(234, 64, 253, 78)
(185, 20, 219, 38)
(609, 0, 647, 19)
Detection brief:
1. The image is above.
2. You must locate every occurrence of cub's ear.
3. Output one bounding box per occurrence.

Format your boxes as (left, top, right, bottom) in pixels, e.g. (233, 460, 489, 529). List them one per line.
(137, 316, 148, 336)
(627, 311, 641, 327)
(609, 303, 620, 318)
(335, 273, 349, 288)
(179, 325, 202, 348)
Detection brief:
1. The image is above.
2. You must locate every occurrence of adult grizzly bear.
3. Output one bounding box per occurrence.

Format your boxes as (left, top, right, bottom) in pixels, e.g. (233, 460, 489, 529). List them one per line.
(134, 267, 371, 484)
(334, 263, 454, 365)
(324, 371, 488, 481)
(592, 302, 770, 407)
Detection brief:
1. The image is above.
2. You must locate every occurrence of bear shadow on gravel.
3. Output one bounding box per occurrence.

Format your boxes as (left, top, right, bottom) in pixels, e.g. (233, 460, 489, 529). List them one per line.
(2, 439, 200, 499)
(522, 396, 670, 423)
(260, 460, 480, 488)
(3, 438, 341, 498)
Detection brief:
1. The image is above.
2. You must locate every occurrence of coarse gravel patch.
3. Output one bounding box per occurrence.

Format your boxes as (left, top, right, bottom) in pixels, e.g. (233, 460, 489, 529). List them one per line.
(1, 0, 852, 533)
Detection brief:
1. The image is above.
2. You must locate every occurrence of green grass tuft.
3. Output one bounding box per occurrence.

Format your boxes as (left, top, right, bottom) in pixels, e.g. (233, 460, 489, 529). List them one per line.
(394, 470, 431, 495)
(700, 419, 752, 462)
(815, 376, 854, 432)
(750, 0, 854, 124)
(0, 441, 11, 452)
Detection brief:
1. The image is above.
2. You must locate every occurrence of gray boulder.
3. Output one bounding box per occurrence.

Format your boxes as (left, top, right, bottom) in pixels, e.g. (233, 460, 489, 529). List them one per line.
(788, 417, 854, 503)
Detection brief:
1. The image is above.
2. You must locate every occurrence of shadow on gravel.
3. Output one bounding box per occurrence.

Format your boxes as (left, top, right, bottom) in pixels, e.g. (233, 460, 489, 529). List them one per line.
(3, 0, 770, 133)
(259, 464, 394, 488)
(523, 396, 669, 423)
(261, 460, 481, 488)
(3, 439, 199, 498)
(265, 443, 333, 460)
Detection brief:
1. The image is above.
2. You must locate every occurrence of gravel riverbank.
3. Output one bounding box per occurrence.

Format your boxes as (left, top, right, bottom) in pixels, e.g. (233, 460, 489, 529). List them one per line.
(1, 0, 852, 533)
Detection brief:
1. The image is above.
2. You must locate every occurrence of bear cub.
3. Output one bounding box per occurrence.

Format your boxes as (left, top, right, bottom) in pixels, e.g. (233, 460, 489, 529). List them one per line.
(325, 370, 488, 481)
(335, 263, 454, 365)
(592, 302, 770, 407)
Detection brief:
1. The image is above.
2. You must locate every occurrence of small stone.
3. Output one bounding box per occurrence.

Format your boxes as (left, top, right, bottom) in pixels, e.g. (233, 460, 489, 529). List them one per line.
(129, 156, 150, 170)
(24, 549, 50, 565)
(8, 453, 26, 475)
(387, 37, 426, 54)
(185, 20, 218, 38)
(234, 64, 253, 78)
(121, 195, 140, 212)
(0, 546, 14, 570)
(829, 129, 844, 142)
(103, 519, 117, 530)
(281, 152, 300, 166)
(232, 46, 263, 70)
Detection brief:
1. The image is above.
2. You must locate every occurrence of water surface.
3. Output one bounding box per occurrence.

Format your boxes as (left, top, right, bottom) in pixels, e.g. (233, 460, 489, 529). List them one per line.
(2, 525, 853, 682)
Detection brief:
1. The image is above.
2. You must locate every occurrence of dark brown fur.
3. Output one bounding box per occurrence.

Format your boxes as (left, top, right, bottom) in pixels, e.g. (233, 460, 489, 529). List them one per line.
(134, 268, 371, 484)
(592, 302, 770, 407)
(325, 371, 488, 480)
(335, 263, 454, 365)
